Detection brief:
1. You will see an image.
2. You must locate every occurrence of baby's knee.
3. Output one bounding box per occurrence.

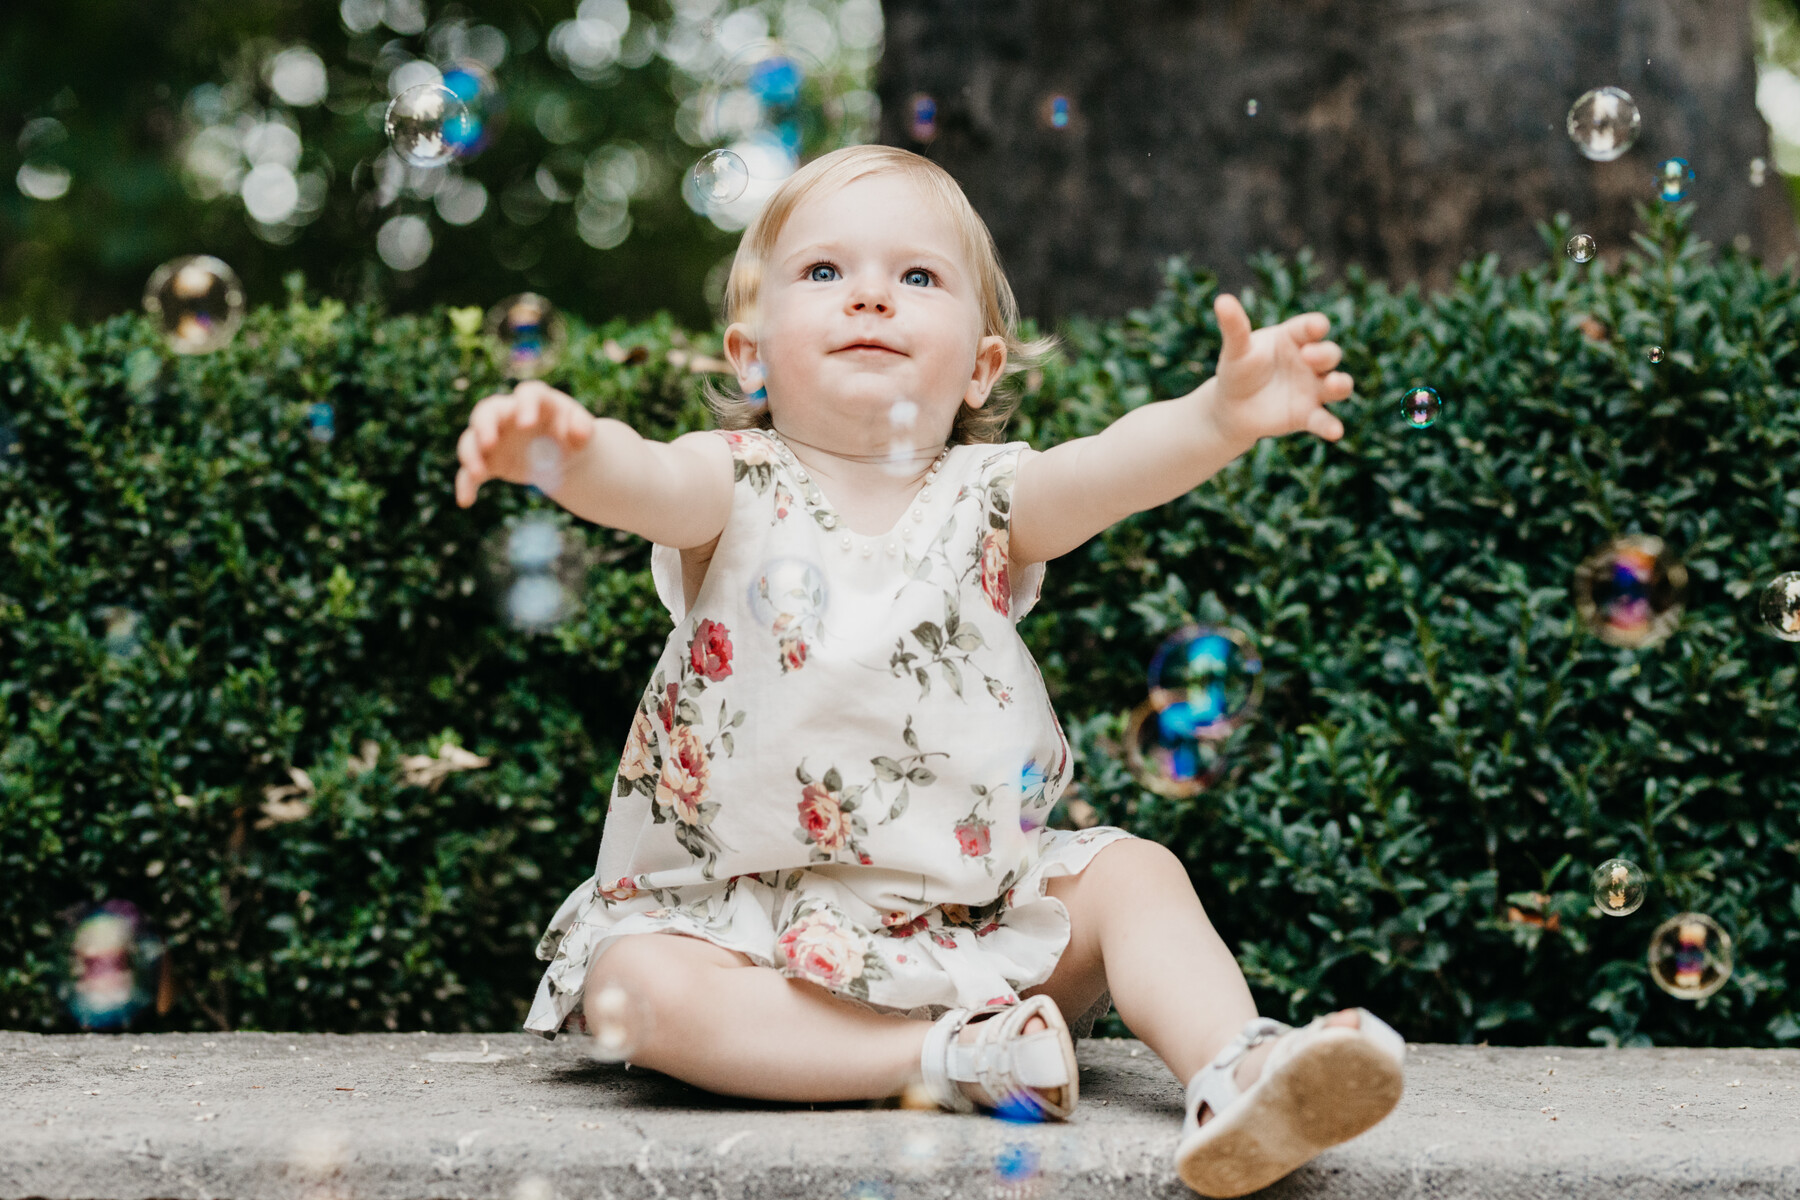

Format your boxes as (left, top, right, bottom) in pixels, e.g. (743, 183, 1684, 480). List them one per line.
(584, 932, 745, 1016)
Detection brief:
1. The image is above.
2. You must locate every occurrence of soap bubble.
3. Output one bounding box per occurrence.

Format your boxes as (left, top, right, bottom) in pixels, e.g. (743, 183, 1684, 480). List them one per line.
(747, 557, 829, 633)
(1647, 345, 1664, 364)
(484, 293, 567, 380)
(508, 517, 563, 572)
(142, 255, 246, 355)
(438, 59, 504, 160)
(1566, 86, 1641, 162)
(1045, 94, 1072, 130)
(1146, 625, 1264, 738)
(1656, 157, 1694, 202)
(588, 980, 655, 1062)
(1566, 234, 1596, 263)
(1750, 157, 1768, 188)
(1121, 698, 1226, 798)
(693, 149, 749, 204)
(1245, 98, 1258, 117)
(506, 575, 567, 630)
(1760, 571, 1800, 641)
(1573, 535, 1687, 649)
(908, 93, 939, 143)
(306, 402, 335, 444)
(94, 605, 143, 657)
(383, 83, 474, 168)
(1590, 858, 1647, 917)
(1647, 912, 1732, 1000)
(57, 900, 167, 1031)
(1401, 385, 1442, 429)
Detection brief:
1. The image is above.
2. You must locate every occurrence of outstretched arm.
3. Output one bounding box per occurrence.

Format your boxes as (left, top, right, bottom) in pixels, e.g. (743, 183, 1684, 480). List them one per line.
(1009, 293, 1354, 569)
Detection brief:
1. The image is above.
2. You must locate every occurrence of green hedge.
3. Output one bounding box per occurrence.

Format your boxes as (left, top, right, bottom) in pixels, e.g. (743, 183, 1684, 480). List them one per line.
(5, 202, 1799, 1047)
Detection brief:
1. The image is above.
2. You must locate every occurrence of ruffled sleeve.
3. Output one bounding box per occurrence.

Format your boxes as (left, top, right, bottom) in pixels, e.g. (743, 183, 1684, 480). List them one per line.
(973, 442, 1050, 622)
(650, 542, 688, 626)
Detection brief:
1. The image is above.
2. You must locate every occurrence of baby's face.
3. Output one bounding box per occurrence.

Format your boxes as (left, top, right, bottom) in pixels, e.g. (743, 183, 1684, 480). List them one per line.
(730, 172, 1003, 454)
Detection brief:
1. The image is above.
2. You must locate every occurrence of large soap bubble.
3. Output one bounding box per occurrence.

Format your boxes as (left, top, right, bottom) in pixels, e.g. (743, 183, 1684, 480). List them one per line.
(1567, 86, 1641, 162)
(1572, 535, 1686, 649)
(142, 255, 246, 355)
(384, 82, 474, 168)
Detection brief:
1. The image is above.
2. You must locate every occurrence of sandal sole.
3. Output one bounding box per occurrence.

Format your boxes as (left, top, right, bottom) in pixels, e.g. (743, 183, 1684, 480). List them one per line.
(1174, 1029, 1404, 1198)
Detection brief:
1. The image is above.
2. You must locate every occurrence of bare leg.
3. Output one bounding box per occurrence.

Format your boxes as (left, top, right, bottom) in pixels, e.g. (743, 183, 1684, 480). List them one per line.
(1025, 839, 1359, 1122)
(585, 932, 1049, 1106)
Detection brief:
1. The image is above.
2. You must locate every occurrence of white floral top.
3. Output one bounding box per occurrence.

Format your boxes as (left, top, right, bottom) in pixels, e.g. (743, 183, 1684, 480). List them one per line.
(525, 428, 1133, 1038)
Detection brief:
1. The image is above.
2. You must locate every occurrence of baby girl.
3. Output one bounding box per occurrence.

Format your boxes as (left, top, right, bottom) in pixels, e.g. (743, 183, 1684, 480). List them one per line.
(453, 143, 1403, 1198)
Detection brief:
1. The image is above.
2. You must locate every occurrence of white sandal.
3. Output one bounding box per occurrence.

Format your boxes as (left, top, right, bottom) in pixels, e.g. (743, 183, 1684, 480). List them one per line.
(918, 994, 1079, 1121)
(1174, 1009, 1406, 1198)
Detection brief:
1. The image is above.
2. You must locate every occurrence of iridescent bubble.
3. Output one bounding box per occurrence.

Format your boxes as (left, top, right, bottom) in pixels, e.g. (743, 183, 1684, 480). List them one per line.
(306, 402, 335, 444)
(1401, 385, 1442, 430)
(588, 980, 654, 1062)
(909, 93, 939, 143)
(1245, 98, 1259, 117)
(1566, 86, 1641, 162)
(94, 605, 142, 657)
(693, 149, 749, 204)
(1566, 233, 1596, 263)
(1590, 858, 1647, 917)
(1046, 94, 1072, 130)
(1656, 156, 1694, 202)
(142, 255, 246, 355)
(1647, 345, 1664, 364)
(484, 293, 568, 381)
(1750, 157, 1768, 188)
(1762, 571, 1800, 641)
(383, 83, 474, 169)
(1647, 912, 1733, 1000)
(57, 900, 166, 1031)
(438, 59, 504, 159)
(1122, 698, 1226, 798)
(1146, 625, 1264, 738)
(994, 1140, 1046, 1189)
(1572, 535, 1687, 649)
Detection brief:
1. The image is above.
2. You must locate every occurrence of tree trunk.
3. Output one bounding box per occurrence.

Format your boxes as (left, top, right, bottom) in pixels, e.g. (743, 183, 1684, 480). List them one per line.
(876, 0, 1799, 322)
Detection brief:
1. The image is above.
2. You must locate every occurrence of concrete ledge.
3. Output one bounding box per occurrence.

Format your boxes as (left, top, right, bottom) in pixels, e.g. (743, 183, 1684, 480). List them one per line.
(4, 1032, 1799, 1199)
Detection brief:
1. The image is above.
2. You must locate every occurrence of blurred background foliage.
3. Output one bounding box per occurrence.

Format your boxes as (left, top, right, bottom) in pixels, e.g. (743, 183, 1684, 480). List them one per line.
(0, 0, 884, 333)
(4, 201, 1799, 1047)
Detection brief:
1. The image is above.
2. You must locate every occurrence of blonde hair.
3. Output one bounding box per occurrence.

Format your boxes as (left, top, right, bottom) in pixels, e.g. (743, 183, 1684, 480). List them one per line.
(702, 145, 1055, 445)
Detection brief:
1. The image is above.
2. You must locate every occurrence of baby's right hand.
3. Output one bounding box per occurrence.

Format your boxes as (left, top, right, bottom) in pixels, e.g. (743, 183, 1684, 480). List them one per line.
(455, 380, 597, 507)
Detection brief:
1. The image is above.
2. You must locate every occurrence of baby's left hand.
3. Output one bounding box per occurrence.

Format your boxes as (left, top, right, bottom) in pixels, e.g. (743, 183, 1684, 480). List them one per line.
(1206, 293, 1355, 446)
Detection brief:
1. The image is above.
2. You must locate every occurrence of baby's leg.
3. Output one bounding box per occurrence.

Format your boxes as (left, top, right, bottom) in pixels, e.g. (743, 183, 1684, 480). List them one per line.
(583, 932, 929, 1103)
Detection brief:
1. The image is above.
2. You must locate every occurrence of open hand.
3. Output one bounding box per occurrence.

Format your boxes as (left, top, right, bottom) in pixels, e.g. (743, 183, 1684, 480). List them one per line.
(1207, 293, 1355, 446)
(454, 379, 596, 507)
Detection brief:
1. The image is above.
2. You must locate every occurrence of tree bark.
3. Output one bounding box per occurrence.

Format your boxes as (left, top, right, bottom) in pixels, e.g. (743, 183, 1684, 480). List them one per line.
(876, 0, 1799, 322)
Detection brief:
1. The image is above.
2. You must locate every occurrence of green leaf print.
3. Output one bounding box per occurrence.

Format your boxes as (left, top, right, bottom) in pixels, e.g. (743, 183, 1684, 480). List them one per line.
(823, 765, 842, 792)
(939, 658, 963, 696)
(912, 621, 943, 654)
(721, 731, 735, 756)
(872, 756, 905, 782)
(796, 762, 814, 785)
(902, 720, 919, 750)
(950, 628, 984, 652)
(907, 766, 936, 786)
(888, 788, 909, 821)
(915, 666, 931, 697)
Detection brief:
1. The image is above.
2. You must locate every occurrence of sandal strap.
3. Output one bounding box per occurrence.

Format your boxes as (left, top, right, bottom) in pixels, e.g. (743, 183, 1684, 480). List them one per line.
(1184, 1016, 1291, 1122)
(921, 998, 1072, 1118)
(920, 1007, 982, 1113)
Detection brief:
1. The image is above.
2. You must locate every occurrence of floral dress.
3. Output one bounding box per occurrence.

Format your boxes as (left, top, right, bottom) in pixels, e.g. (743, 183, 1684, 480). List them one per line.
(524, 427, 1135, 1040)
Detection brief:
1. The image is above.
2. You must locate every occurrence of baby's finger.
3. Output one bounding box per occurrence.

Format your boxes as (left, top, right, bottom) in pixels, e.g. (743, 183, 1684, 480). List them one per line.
(1321, 371, 1354, 400)
(455, 465, 478, 508)
(1306, 406, 1345, 442)
(1214, 293, 1254, 362)
(565, 406, 594, 448)
(1302, 340, 1343, 373)
(457, 426, 487, 477)
(1282, 311, 1330, 344)
(516, 387, 541, 432)
(471, 395, 512, 450)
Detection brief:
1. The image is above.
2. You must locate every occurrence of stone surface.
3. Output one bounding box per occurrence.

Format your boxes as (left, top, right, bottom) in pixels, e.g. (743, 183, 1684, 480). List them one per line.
(4, 1032, 1799, 1199)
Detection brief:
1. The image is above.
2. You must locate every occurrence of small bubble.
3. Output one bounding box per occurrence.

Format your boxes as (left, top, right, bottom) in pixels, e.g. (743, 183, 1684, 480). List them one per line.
(1647, 345, 1664, 364)
(1656, 157, 1694, 202)
(1045, 93, 1072, 130)
(1122, 699, 1227, 798)
(1146, 625, 1263, 738)
(1566, 86, 1641, 162)
(589, 981, 654, 1062)
(1647, 913, 1733, 1000)
(142, 256, 245, 355)
(306, 402, 335, 444)
(506, 575, 566, 630)
(1590, 858, 1647, 917)
(1759, 571, 1800, 641)
(1245, 98, 1258, 117)
(384, 83, 473, 169)
(908, 93, 938, 143)
(508, 518, 562, 572)
(1401, 385, 1442, 429)
(1572, 535, 1686, 649)
(1749, 157, 1768, 188)
(693, 149, 749, 204)
(1566, 233, 1596, 264)
(484, 293, 567, 381)
(57, 901, 165, 1031)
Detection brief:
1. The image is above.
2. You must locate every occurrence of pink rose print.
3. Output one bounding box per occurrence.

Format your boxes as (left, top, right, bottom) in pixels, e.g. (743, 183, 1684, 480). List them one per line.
(689, 618, 734, 682)
(929, 930, 958, 949)
(954, 819, 992, 858)
(597, 877, 639, 902)
(619, 708, 656, 783)
(797, 781, 851, 850)
(777, 909, 868, 990)
(655, 724, 710, 825)
(982, 994, 1018, 1007)
(976, 920, 1002, 938)
(774, 482, 794, 520)
(779, 634, 808, 673)
(657, 681, 680, 733)
(979, 527, 1011, 616)
(881, 910, 912, 928)
(882, 914, 930, 938)
(858, 852, 872, 865)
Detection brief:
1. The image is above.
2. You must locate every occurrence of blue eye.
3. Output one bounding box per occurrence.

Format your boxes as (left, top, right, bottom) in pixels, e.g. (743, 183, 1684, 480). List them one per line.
(903, 268, 933, 287)
(808, 263, 839, 281)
